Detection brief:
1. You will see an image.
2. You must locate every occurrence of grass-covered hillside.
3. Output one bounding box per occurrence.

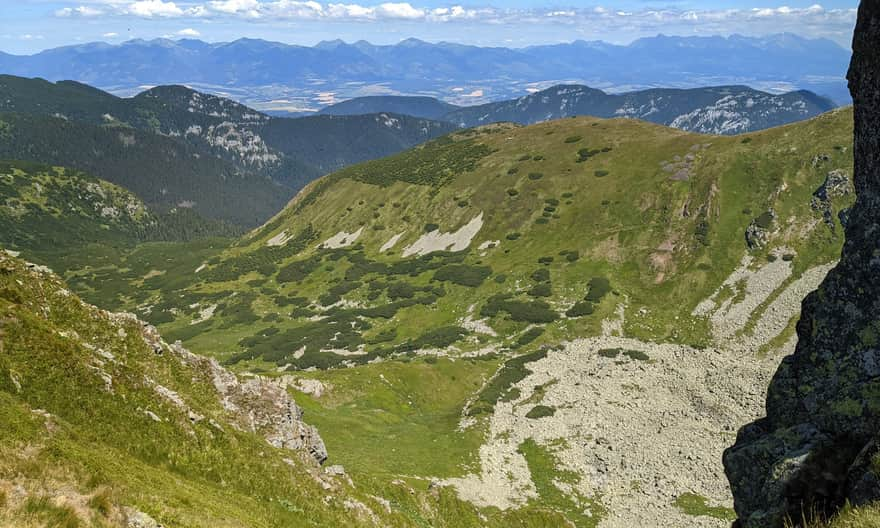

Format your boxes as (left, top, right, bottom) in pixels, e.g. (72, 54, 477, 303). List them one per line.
(0, 250, 614, 528)
(116, 108, 854, 368)
(26, 108, 855, 527)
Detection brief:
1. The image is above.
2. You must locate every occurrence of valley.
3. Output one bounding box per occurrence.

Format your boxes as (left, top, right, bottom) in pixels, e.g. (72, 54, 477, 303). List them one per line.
(1, 102, 853, 526)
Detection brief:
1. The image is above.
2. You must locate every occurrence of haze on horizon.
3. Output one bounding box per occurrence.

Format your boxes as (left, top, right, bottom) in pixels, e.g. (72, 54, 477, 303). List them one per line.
(0, 0, 860, 55)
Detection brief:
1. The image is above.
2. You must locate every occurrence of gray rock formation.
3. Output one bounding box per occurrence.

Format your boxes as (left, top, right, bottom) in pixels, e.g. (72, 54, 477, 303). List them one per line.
(724, 2, 880, 526)
(136, 317, 327, 464)
(811, 169, 853, 229)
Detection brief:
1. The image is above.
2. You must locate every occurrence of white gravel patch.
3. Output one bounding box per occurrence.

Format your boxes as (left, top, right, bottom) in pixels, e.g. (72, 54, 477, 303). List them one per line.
(320, 227, 364, 249)
(267, 230, 293, 247)
(191, 304, 217, 325)
(402, 213, 484, 257)
(693, 253, 793, 343)
(380, 232, 405, 253)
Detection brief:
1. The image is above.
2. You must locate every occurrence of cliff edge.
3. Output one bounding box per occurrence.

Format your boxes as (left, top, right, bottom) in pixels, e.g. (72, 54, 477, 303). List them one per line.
(724, 2, 880, 526)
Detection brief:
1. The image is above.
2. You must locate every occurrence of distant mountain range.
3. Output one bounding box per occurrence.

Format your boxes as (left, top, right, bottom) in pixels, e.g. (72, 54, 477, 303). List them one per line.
(0, 34, 851, 110)
(321, 84, 836, 135)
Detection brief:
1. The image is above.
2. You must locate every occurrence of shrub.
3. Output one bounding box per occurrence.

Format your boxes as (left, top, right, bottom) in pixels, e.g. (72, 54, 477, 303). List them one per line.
(538, 256, 554, 265)
(528, 283, 552, 297)
(531, 268, 550, 282)
(598, 348, 621, 358)
(528, 172, 544, 180)
(564, 135, 583, 144)
(566, 301, 594, 317)
(277, 257, 321, 283)
(532, 155, 545, 161)
(518, 154, 532, 161)
(624, 349, 650, 361)
(481, 294, 559, 323)
(506, 232, 522, 241)
(535, 218, 549, 224)
(562, 250, 580, 262)
(561, 192, 574, 198)
(494, 274, 508, 284)
(433, 264, 492, 287)
(595, 170, 610, 177)
(424, 223, 440, 233)
(508, 167, 520, 175)
(741, 137, 753, 144)
(469, 349, 548, 415)
(695, 220, 710, 246)
(517, 327, 545, 347)
(368, 328, 397, 344)
(525, 405, 556, 419)
(577, 148, 602, 162)
(585, 277, 611, 302)
(457, 200, 469, 207)
(387, 281, 416, 299)
(754, 211, 774, 229)
(507, 188, 519, 197)
(782, 254, 795, 262)
(397, 326, 468, 351)
(544, 206, 557, 213)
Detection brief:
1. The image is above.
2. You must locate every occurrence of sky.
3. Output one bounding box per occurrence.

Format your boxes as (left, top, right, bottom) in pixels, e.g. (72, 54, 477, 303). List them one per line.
(0, 1, 860, 54)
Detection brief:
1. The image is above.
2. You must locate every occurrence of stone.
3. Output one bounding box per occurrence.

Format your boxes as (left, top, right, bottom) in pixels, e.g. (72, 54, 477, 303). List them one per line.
(724, 3, 880, 526)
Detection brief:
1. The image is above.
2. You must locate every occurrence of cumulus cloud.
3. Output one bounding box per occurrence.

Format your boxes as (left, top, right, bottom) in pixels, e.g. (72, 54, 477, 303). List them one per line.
(103, 32, 120, 37)
(177, 28, 201, 36)
(127, 0, 185, 17)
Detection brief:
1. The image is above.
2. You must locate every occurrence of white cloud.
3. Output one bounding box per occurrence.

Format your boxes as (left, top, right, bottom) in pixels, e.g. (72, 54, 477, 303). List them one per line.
(374, 2, 423, 20)
(55, 6, 104, 17)
(127, 0, 185, 17)
(209, 0, 261, 16)
(103, 32, 120, 38)
(177, 28, 201, 36)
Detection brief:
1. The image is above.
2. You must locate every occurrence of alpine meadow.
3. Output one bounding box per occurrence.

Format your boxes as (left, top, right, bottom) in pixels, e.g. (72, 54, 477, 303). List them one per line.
(0, 2, 878, 528)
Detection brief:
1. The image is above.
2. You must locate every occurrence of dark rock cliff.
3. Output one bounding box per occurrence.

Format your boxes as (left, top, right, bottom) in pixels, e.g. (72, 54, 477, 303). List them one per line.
(723, 2, 880, 526)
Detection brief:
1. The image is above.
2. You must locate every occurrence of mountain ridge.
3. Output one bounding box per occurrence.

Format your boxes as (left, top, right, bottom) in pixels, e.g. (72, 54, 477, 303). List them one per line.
(0, 33, 850, 108)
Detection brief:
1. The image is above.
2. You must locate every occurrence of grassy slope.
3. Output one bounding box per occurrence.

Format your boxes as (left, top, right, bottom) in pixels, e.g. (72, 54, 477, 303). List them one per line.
(0, 251, 597, 528)
(174, 108, 853, 363)
(29, 109, 855, 526)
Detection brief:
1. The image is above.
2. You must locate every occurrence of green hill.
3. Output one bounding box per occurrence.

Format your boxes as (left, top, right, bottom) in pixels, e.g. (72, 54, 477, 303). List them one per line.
(137, 108, 852, 366)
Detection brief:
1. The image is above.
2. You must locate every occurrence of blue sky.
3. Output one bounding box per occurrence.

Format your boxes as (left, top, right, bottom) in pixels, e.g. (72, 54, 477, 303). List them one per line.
(0, 1, 859, 54)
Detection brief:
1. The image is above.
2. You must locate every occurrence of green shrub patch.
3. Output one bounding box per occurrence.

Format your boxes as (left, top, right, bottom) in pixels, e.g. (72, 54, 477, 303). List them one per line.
(525, 405, 556, 419)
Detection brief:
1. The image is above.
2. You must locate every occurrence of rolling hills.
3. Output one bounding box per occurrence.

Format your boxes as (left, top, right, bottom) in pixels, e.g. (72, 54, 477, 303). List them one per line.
(38, 107, 854, 526)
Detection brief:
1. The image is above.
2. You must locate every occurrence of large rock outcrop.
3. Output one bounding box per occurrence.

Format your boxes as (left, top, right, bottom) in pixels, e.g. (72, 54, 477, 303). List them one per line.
(723, 2, 880, 526)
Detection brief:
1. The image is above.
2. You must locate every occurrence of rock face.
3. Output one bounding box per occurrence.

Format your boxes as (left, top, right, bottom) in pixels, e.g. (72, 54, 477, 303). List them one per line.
(724, 3, 880, 526)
